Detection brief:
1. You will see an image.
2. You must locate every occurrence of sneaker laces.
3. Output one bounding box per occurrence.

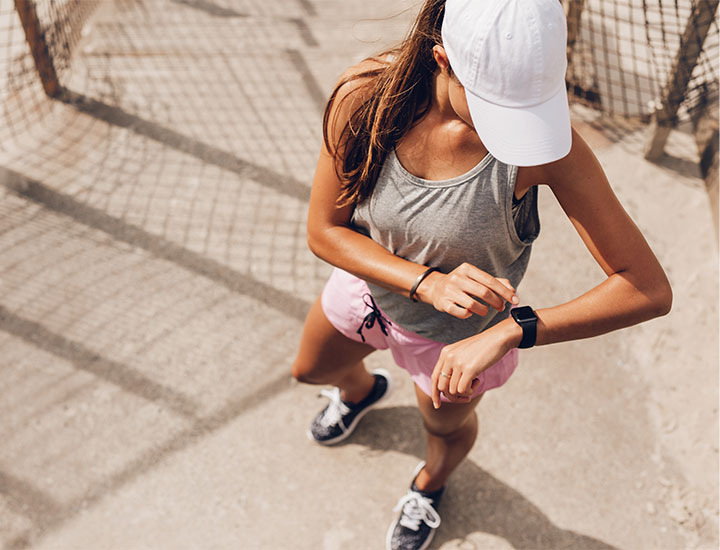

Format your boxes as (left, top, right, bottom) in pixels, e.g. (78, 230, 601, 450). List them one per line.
(317, 388, 351, 428)
(393, 490, 441, 531)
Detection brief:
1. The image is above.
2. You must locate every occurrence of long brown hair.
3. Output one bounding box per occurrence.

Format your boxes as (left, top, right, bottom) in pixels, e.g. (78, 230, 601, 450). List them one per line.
(324, 0, 446, 207)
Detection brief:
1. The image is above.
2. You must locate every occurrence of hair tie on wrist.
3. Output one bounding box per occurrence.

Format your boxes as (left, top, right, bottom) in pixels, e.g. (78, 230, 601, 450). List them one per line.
(409, 267, 439, 302)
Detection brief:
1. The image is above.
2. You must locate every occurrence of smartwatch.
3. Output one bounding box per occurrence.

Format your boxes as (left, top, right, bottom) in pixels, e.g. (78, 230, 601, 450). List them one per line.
(510, 306, 538, 349)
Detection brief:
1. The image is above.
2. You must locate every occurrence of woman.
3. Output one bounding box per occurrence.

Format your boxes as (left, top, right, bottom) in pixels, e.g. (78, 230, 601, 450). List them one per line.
(291, 0, 672, 548)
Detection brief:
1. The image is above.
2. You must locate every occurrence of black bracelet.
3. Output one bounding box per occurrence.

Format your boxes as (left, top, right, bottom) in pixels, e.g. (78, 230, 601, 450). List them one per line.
(409, 267, 439, 302)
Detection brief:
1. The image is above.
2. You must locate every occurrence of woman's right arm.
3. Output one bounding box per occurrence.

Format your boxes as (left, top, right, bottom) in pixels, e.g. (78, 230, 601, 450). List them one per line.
(307, 68, 517, 318)
(307, 134, 433, 297)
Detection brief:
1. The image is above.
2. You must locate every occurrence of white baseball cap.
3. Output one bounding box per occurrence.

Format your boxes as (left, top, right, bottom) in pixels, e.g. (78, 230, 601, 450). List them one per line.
(441, 0, 572, 166)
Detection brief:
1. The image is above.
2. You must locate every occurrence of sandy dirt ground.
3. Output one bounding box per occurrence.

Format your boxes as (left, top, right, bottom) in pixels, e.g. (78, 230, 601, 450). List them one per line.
(0, 1, 717, 549)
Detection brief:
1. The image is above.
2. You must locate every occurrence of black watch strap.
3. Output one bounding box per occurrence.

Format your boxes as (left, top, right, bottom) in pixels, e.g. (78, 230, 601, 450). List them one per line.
(511, 306, 538, 349)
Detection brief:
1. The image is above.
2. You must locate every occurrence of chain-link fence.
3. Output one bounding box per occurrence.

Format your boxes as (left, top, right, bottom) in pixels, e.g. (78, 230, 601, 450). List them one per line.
(563, 0, 718, 193)
(565, 0, 718, 123)
(2, 0, 718, 157)
(1, 0, 99, 148)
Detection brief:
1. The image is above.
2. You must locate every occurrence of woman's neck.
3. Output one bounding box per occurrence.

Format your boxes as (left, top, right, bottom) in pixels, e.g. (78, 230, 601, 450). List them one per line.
(395, 74, 488, 180)
(431, 70, 460, 121)
(426, 70, 484, 150)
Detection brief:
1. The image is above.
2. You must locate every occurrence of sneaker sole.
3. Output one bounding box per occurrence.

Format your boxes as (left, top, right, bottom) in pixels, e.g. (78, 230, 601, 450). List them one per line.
(306, 368, 394, 446)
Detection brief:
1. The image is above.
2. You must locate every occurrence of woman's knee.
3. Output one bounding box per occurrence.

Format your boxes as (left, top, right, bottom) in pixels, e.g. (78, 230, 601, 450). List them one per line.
(291, 356, 323, 384)
(292, 296, 374, 385)
(422, 410, 477, 439)
(291, 349, 368, 385)
(414, 384, 483, 437)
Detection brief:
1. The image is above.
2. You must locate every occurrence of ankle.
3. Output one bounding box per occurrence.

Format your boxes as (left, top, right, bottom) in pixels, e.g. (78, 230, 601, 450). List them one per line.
(339, 371, 375, 404)
(413, 466, 446, 493)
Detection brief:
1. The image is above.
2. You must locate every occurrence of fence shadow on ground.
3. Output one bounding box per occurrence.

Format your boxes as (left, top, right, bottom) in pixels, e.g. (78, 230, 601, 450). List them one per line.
(350, 406, 621, 550)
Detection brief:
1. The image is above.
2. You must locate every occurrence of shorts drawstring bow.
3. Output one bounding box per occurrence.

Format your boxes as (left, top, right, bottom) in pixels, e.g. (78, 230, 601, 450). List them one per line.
(356, 293, 392, 343)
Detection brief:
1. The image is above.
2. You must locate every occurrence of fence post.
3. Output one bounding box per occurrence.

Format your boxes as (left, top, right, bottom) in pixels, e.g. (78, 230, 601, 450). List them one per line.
(565, 0, 586, 64)
(14, 0, 60, 98)
(691, 86, 719, 238)
(644, 0, 719, 160)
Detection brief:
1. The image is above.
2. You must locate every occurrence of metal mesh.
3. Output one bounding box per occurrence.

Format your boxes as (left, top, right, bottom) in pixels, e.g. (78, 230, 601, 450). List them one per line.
(565, 0, 719, 123)
(0, 3, 334, 543)
(1, 0, 331, 304)
(30, 0, 98, 76)
(1, 0, 718, 150)
(0, 1, 100, 148)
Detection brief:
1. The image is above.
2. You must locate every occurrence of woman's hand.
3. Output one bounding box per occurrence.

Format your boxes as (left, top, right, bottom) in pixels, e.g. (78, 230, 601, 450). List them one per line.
(416, 263, 519, 319)
(430, 321, 520, 408)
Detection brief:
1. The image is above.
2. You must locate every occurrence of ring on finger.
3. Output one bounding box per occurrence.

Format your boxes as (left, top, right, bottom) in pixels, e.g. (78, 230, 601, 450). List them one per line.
(440, 371, 451, 379)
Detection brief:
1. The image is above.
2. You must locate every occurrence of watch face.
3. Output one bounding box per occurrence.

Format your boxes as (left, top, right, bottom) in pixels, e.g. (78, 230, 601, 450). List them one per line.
(512, 306, 537, 323)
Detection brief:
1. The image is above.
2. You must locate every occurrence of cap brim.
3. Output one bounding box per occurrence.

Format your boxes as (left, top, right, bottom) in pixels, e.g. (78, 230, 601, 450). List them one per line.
(465, 85, 572, 167)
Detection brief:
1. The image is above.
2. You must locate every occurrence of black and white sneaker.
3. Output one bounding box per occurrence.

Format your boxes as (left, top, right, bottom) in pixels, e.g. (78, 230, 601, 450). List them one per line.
(307, 368, 393, 445)
(386, 462, 444, 550)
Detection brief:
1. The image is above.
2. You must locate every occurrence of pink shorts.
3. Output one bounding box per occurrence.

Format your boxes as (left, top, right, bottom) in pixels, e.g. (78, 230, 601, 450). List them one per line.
(321, 268, 518, 402)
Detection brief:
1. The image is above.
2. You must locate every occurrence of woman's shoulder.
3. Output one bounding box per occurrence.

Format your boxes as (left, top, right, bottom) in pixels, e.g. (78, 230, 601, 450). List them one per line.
(324, 52, 394, 145)
(339, 52, 394, 84)
(333, 53, 392, 105)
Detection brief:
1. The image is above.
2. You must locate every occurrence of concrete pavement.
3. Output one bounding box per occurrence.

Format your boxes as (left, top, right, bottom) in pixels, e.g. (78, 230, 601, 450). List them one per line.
(0, 1, 717, 549)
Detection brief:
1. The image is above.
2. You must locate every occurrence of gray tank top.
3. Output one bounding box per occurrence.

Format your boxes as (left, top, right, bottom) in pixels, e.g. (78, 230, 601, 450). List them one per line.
(351, 150, 540, 344)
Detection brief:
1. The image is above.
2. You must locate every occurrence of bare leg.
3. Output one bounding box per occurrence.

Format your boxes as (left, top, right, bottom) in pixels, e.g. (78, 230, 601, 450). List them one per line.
(291, 296, 377, 403)
(412, 384, 484, 492)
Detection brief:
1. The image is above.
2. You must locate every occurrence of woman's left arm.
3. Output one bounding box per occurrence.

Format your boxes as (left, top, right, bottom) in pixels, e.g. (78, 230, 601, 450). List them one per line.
(431, 128, 673, 408)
